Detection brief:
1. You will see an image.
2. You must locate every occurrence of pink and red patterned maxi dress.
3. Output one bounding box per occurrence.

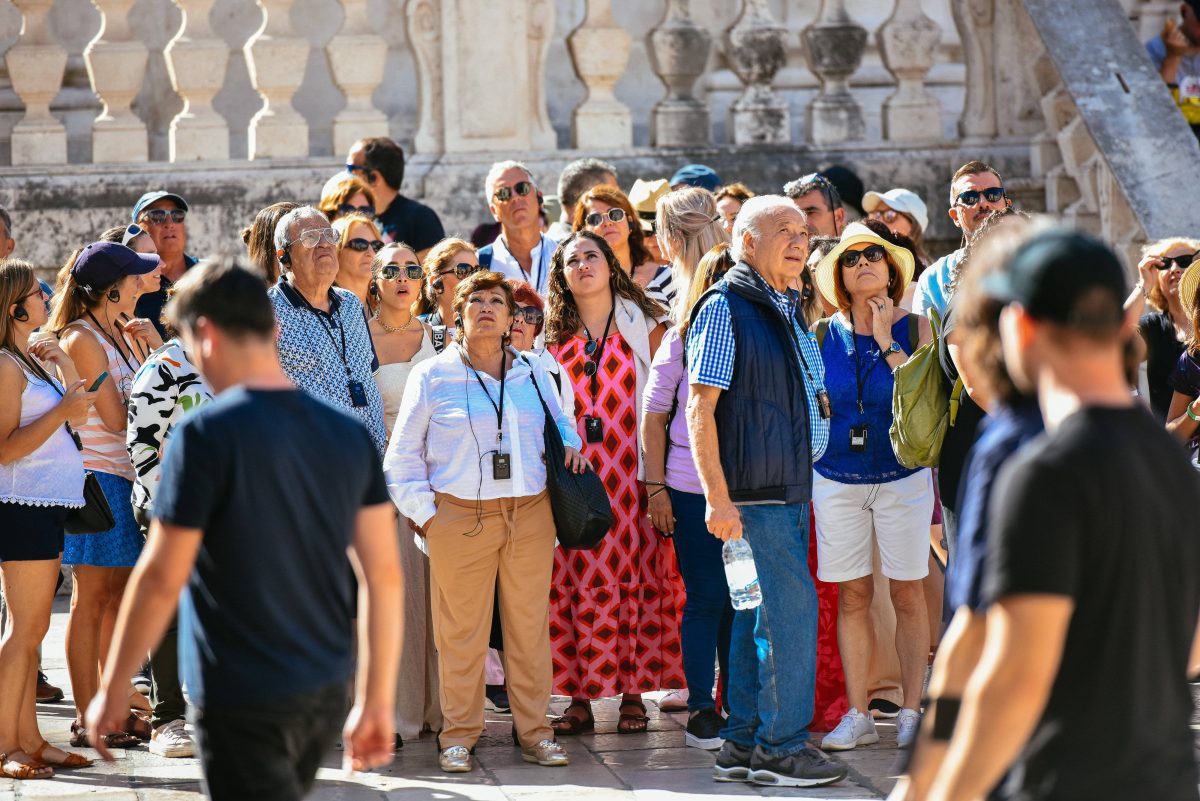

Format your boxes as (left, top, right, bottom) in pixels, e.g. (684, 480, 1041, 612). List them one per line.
(549, 331, 686, 697)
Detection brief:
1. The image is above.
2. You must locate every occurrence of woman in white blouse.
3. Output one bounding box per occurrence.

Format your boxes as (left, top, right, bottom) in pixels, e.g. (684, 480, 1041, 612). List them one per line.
(384, 271, 587, 775)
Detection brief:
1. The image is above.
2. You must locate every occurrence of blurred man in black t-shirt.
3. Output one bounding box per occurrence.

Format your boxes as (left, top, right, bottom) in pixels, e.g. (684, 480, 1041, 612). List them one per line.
(347, 137, 444, 261)
(925, 230, 1200, 801)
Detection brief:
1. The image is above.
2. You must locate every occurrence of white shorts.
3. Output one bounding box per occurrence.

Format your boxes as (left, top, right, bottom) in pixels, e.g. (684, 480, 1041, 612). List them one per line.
(813, 469, 935, 583)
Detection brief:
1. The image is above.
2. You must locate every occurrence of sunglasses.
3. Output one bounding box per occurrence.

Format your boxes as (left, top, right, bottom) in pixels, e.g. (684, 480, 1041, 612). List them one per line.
(344, 237, 384, 253)
(1157, 252, 1198, 271)
(287, 227, 339, 249)
(380, 262, 423, 281)
(140, 208, 186, 225)
(954, 187, 1006, 207)
(867, 209, 902, 224)
(438, 263, 483, 280)
(513, 305, 544, 326)
(337, 203, 375, 218)
(839, 244, 887, 269)
(121, 223, 146, 248)
(493, 181, 534, 203)
(585, 208, 626, 227)
(345, 163, 371, 176)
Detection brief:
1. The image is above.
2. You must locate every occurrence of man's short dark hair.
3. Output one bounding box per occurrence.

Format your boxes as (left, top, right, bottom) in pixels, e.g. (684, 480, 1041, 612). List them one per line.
(0, 207, 11, 238)
(782, 172, 842, 213)
(950, 160, 1004, 202)
(357, 137, 406, 192)
(165, 256, 275, 340)
(557, 158, 618, 211)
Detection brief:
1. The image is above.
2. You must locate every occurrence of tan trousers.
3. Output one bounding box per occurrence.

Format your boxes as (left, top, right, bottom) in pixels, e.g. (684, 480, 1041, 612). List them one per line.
(425, 490, 556, 749)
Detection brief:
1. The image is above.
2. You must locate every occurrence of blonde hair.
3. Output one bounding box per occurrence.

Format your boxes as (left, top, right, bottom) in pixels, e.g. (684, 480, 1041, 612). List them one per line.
(655, 187, 729, 322)
(318, 176, 376, 221)
(415, 237, 475, 315)
(1142, 237, 1200, 312)
(679, 243, 734, 340)
(0, 259, 37, 352)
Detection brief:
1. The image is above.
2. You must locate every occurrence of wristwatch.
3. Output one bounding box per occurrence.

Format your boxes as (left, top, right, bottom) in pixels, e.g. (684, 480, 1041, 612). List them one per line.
(885, 341, 904, 356)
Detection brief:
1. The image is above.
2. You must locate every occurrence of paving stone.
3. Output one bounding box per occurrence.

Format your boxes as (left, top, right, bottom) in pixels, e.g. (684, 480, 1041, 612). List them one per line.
(595, 746, 716, 770)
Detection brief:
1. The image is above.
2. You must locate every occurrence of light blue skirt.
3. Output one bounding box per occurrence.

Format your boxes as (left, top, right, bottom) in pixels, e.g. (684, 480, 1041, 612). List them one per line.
(62, 471, 143, 568)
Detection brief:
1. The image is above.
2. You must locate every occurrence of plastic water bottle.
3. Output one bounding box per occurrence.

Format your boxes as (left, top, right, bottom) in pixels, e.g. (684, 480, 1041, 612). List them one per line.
(723, 539, 763, 610)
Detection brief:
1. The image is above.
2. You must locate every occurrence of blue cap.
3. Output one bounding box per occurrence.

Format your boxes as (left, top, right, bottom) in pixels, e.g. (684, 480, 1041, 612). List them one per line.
(669, 164, 722, 192)
(131, 190, 189, 222)
(71, 242, 160, 292)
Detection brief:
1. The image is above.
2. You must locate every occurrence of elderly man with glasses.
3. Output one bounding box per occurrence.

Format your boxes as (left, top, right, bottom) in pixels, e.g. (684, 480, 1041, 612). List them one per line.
(477, 160, 559, 297)
(267, 206, 387, 454)
(911, 161, 1011, 320)
(131, 191, 199, 338)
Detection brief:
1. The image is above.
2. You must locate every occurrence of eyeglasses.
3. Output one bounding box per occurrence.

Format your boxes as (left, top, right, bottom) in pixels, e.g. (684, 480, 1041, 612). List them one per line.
(140, 208, 186, 225)
(954, 187, 1006, 207)
(438, 263, 484, 280)
(380, 262, 423, 281)
(286, 227, 339, 250)
(344, 238, 384, 253)
(785, 173, 838, 212)
(867, 209, 901, 224)
(514, 305, 544, 326)
(120, 223, 146, 248)
(1157, 252, 1198, 271)
(493, 181, 534, 203)
(839, 244, 887, 269)
(585, 208, 626, 227)
(337, 203, 375, 218)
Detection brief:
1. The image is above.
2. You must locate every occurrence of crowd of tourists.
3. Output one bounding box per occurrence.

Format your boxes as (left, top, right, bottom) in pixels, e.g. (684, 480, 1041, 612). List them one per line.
(1, 133, 1198, 801)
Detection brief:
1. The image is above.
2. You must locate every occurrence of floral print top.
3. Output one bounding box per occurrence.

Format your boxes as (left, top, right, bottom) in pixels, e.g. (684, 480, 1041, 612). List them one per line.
(126, 339, 213, 514)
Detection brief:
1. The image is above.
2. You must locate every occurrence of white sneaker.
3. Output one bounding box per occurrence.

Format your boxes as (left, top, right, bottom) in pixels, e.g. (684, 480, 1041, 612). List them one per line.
(896, 708, 921, 748)
(658, 688, 689, 712)
(820, 708, 879, 751)
(149, 719, 194, 758)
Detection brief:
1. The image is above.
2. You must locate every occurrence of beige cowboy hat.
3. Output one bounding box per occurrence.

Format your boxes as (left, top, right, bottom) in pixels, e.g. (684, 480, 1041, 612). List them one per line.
(627, 178, 670, 233)
(1181, 256, 1200, 312)
(814, 221, 916, 307)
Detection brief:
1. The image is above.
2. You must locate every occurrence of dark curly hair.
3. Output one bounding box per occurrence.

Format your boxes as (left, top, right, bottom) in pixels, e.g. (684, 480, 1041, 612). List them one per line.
(544, 231, 666, 346)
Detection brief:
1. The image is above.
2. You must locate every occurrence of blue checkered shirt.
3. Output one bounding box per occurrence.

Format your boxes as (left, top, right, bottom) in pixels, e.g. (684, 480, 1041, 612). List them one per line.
(687, 279, 829, 462)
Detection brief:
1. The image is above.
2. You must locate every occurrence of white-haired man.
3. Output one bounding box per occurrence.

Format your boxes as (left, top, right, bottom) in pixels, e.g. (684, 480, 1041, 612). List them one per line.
(478, 161, 559, 296)
(685, 195, 846, 789)
(267, 206, 386, 453)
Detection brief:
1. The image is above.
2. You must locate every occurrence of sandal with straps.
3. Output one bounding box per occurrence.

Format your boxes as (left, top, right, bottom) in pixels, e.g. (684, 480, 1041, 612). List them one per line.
(0, 750, 54, 780)
(29, 741, 93, 769)
(617, 699, 649, 734)
(70, 720, 141, 750)
(549, 701, 595, 736)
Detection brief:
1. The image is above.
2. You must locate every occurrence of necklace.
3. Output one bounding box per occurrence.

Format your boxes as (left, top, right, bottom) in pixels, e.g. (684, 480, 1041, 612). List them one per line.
(374, 310, 416, 333)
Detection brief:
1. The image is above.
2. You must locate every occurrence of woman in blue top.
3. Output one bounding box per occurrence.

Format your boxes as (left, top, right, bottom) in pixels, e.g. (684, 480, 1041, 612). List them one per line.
(808, 222, 933, 752)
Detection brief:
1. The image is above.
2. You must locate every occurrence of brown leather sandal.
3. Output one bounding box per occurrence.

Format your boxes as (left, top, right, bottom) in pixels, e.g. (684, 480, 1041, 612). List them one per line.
(0, 751, 54, 779)
(549, 701, 595, 735)
(29, 742, 93, 769)
(124, 710, 152, 741)
(617, 699, 649, 734)
(70, 720, 141, 750)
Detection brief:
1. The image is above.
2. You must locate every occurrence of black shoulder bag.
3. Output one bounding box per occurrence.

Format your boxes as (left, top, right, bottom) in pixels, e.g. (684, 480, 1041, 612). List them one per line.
(523, 357, 613, 550)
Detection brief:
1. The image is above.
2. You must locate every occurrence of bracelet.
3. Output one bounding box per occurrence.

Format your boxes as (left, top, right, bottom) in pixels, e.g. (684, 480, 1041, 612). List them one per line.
(1187, 403, 1200, 423)
(648, 487, 668, 500)
(644, 480, 667, 487)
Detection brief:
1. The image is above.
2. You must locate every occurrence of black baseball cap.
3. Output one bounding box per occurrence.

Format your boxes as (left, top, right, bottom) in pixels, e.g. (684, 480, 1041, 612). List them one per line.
(71, 241, 160, 291)
(982, 229, 1127, 328)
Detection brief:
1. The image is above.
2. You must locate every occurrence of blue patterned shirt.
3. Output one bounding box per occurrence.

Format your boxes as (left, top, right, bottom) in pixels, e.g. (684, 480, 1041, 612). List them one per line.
(687, 275, 829, 462)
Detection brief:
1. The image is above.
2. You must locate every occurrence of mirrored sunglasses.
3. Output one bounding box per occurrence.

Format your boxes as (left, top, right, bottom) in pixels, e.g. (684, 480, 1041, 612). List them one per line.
(867, 209, 901, 224)
(337, 203, 375, 218)
(514, 305, 544, 326)
(438, 263, 484, 280)
(141, 208, 186, 225)
(345, 238, 385, 253)
(493, 181, 534, 203)
(954, 187, 1006, 207)
(121, 223, 146, 248)
(380, 262, 423, 281)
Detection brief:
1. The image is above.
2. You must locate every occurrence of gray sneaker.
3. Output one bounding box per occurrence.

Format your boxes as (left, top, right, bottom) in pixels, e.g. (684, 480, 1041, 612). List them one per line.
(712, 739, 753, 782)
(749, 744, 848, 788)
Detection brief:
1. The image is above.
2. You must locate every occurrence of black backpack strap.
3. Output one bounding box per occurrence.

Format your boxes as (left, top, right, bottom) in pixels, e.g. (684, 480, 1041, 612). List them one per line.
(906, 313, 920, 353)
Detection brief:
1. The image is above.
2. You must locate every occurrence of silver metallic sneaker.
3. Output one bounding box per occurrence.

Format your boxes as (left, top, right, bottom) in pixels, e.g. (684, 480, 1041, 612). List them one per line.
(521, 739, 569, 766)
(896, 708, 921, 748)
(439, 745, 473, 772)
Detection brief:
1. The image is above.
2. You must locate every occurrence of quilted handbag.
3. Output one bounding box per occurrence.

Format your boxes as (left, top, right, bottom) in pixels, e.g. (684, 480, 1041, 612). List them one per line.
(524, 359, 613, 550)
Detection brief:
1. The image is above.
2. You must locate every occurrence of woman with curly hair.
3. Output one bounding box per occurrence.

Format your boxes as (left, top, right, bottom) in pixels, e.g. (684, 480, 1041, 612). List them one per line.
(543, 230, 686, 736)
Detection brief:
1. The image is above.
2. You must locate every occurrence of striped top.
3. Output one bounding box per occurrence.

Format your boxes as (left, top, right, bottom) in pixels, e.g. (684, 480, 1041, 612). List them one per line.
(69, 318, 139, 480)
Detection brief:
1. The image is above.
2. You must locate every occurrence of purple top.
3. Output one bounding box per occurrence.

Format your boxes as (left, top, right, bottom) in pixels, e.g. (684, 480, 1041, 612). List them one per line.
(642, 327, 703, 494)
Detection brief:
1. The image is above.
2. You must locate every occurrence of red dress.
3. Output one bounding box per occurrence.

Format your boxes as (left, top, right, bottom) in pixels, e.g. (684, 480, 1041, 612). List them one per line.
(548, 332, 687, 697)
(808, 505, 849, 731)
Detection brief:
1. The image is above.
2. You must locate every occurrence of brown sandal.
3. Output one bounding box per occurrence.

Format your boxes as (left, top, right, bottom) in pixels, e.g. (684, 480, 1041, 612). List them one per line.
(29, 741, 93, 769)
(124, 710, 152, 741)
(70, 720, 141, 750)
(0, 750, 54, 779)
(550, 701, 595, 735)
(617, 699, 649, 734)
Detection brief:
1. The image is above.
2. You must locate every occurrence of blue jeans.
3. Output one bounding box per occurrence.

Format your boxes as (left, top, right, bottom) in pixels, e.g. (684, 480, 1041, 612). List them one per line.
(720, 502, 817, 757)
(668, 488, 734, 712)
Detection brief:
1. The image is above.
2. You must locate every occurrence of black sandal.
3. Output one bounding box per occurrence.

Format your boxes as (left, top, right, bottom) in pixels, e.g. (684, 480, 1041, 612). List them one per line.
(550, 701, 594, 735)
(617, 699, 649, 734)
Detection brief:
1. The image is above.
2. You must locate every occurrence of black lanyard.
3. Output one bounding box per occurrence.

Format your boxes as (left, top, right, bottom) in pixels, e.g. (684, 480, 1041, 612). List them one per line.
(847, 313, 880, 415)
(291, 283, 353, 380)
(8, 348, 82, 450)
(510, 236, 545, 291)
(463, 345, 507, 447)
(582, 305, 615, 414)
(86, 310, 142, 375)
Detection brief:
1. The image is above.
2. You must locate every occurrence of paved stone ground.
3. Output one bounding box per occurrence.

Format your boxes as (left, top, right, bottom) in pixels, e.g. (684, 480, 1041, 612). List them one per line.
(6, 596, 904, 800)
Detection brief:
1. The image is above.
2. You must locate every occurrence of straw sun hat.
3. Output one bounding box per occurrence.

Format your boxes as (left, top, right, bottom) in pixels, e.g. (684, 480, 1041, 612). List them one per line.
(814, 221, 916, 307)
(1180, 256, 1200, 313)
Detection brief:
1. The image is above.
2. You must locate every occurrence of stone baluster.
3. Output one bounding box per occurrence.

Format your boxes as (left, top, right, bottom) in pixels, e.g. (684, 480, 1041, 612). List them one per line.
(326, 0, 388, 156)
(952, 0, 996, 141)
(877, 0, 942, 142)
(6, 0, 68, 165)
(84, 0, 149, 163)
(526, 0, 557, 150)
(725, 0, 789, 144)
(244, 0, 309, 159)
(567, 0, 632, 148)
(647, 0, 712, 147)
(166, 0, 230, 161)
(405, 0, 443, 155)
(802, 0, 868, 146)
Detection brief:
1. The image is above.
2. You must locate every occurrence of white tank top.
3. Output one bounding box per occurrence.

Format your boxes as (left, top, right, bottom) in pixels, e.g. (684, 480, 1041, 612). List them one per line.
(0, 351, 85, 508)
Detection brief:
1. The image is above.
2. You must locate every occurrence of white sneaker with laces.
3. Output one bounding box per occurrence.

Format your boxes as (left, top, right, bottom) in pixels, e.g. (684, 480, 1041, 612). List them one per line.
(149, 719, 194, 758)
(896, 708, 921, 748)
(820, 708, 879, 751)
